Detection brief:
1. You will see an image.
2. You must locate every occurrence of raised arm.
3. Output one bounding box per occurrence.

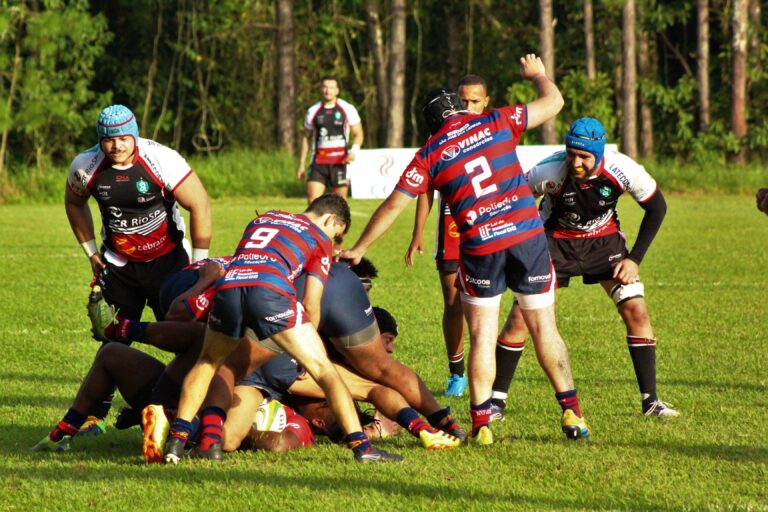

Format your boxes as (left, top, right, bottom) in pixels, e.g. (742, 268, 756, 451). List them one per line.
(519, 53, 564, 131)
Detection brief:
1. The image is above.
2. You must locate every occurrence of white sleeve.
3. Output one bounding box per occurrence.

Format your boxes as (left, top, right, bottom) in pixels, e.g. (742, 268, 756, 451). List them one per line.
(303, 103, 320, 131)
(604, 151, 657, 203)
(140, 139, 192, 191)
(343, 100, 361, 126)
(67, 148, 103, 197)
(526, 151, 567, 196)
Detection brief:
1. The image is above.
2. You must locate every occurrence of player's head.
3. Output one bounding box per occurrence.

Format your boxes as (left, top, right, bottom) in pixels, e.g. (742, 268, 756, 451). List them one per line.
(305, 194, 351, 240)
(422, 87, 465, 135)
(320, 77, 340, 103)
(293, 398, 343, 440)
(97, 105, 139, 165)
(457, 75, 490, 114)
(565, 117, 606, 180)
(349, 257, 379, 294)
(373, 306, 398, 354)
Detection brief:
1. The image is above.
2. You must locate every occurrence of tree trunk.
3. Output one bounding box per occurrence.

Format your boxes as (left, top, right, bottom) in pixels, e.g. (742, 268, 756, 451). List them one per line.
(364, 0, 388, 147)
(638, 23, 654, 158)
(276, 0, 296, 152)
(584, 0, 596, 80)
(697, 0, 710, 131)
(385, 0, 406, 148)
(0, 4, 25, 178)
(539, 0, 557, 144)
(141, 1, 162, 135)
(731, 0, 749, 164)
(749, 0, 761, 79)
(622, 0, 638, 159)
(445, 3, 463, 79)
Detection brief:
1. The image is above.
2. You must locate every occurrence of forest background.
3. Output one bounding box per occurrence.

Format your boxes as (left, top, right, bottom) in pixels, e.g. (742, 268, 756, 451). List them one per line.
(0, 0, 765, 202)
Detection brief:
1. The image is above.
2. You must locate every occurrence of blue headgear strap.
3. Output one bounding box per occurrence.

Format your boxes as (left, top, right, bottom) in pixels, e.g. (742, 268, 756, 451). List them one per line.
(96, 105, 139, 142)
(564, 117, 606, 168)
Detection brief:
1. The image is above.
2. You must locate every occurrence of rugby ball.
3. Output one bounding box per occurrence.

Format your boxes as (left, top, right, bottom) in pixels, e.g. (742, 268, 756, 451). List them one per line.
(253, 400, 287, 432)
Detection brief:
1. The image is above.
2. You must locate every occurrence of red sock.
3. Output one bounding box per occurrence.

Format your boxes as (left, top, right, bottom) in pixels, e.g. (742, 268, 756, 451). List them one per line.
(199, 407, 225, 451)
(470, 399, 492, 435)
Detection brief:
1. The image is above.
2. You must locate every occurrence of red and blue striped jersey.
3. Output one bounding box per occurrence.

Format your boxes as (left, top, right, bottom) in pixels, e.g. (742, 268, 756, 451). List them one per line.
(217, 211, 332, 297)
(395, 106, 544, 255)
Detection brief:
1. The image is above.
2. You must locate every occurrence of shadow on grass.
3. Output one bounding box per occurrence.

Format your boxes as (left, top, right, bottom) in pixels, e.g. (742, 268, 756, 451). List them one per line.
(1, 371, 83, 386)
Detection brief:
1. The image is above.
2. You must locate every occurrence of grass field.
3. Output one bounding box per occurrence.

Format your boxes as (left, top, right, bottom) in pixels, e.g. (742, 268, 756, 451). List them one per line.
(1, 195, 766, 511)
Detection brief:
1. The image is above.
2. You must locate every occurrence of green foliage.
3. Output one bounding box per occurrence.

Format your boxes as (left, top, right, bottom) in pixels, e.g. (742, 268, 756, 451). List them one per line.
(559, 71, 617, 138)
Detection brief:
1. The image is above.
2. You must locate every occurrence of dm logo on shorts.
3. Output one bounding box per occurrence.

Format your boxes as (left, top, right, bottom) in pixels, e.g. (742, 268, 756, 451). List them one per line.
(599, 186, 611, 198)
(136, 178, 150, 194)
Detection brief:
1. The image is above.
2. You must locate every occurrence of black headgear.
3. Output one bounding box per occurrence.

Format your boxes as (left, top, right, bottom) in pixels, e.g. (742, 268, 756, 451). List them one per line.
(422, 87, 464, 135)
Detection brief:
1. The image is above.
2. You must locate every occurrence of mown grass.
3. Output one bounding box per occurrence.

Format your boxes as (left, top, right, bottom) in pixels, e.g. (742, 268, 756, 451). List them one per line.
(1, 195, 766, 511)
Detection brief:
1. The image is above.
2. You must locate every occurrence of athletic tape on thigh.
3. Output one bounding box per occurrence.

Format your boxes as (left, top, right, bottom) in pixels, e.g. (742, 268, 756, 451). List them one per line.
(514, 285, 555, 310)
(609, 281, 645, 306)
(459, 292, 502, 307)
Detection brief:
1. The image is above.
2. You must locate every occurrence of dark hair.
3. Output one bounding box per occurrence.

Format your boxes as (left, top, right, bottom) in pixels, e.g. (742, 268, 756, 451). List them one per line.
(305, 194, 351, 233)
(349, 257, 379, 280)
(373, 306, 398, 336)
(457, 74, 487, 90)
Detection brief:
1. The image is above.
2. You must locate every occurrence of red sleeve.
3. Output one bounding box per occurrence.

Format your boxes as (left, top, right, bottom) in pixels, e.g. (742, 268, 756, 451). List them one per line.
(181, 287, 215, 321)
(394, 153, 430, 198)
(495, 105, 528, 139)
(304, 237, 332, 283)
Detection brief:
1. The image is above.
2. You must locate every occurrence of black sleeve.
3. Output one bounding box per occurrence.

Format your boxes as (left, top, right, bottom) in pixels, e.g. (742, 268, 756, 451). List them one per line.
(627, 189, 667, 265)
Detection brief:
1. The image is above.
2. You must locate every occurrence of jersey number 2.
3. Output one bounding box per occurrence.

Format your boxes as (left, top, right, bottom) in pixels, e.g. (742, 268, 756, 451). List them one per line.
(245, 227, 279, 249)
(465, 156, 497, 198)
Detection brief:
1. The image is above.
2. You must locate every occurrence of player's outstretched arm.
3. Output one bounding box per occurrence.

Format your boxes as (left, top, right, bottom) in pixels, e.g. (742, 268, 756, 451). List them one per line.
(340, 190, 413, 265)
(405, 192, 434, 267)
(520, 53, 564, 130)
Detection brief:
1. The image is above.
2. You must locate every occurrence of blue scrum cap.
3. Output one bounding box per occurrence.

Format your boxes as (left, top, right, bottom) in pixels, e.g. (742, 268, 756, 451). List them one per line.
(564, 117, 606, 166)
(96, 105, 139, 142)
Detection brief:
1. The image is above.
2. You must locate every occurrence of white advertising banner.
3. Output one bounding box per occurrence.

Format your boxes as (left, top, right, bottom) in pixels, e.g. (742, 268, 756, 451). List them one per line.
(348, 145, 617, 199)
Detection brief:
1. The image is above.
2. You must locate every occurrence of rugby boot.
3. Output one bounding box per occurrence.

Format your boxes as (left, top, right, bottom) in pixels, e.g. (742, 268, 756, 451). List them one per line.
(418, 428, 462, 451)
(163, 437, 187, 464)
(78, 416, 106, 437)
(561, 409, 591, 440)
(444, 374, 468, 397)
(643, 400, 680, 418)
(490, 398, 506, 422)
(188, 442, 224, 461)
(436, 415, 468, 444)
(87, 285, 118, 342)
(472, 425, 494, 446)
(354, 447, 404, 463)
(31, 435, 72, 453)
(142, 405, 169, 464)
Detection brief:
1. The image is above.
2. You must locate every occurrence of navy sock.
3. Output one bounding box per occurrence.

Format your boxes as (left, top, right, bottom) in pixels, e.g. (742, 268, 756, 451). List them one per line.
(555, 389, 582, 417)
(169, 418, 194, 447)
(344, 431, 372, 454)
(470, 399, 492, 435)
(396, 407, 429, 437)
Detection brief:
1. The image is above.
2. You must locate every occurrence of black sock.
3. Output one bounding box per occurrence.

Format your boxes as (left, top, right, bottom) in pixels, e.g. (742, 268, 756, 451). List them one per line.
(492, 339, 525, 395)
(627, 336, 657, 407)
(448, 350, 465, 376)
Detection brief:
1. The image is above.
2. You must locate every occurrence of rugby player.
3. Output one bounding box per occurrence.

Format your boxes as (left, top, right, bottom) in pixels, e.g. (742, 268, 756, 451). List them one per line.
(341, 54, 591, 444)
(490, 117, 679, 418)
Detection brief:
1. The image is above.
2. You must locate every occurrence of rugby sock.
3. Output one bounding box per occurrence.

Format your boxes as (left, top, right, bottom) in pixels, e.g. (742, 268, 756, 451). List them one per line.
(169, 418, 194, 447)
(199, 406, 226, 450)
(396, 407, 429, 437)
(50, 408, 87, 441)
(93, 391, 114, 420)
(448, 350, 465, 377)
(556, 390, 583, 418)
(470, 399, 492, 436)
(106, 318, 149, 344)
(344, 431, 373, 455)
(627, 336, 658, 409)
(492, 338, 526, 395)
